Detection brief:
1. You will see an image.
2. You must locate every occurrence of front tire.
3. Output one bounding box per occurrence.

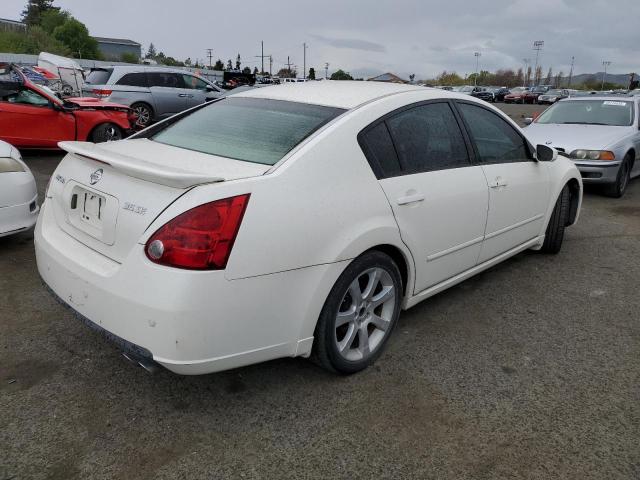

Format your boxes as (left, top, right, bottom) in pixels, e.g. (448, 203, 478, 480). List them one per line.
(540, 185, 571, 254)
(311, 251, 402, 374)
(90, 123, 123, 143)
(604, 154, 632, 198)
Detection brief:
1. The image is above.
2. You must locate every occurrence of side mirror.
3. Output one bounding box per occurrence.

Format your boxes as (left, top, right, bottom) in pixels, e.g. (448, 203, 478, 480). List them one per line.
(536, 144, 558, 162)
(523, 117, 533, 125)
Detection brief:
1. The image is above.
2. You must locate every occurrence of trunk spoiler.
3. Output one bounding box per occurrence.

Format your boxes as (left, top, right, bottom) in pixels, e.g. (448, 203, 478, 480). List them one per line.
(58, 141, 224, 189)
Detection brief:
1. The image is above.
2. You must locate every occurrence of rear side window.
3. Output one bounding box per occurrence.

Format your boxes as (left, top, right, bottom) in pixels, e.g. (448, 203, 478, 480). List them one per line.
(85, 69, 112, 85)
(386, 102, 470, 174)
(147, 72, 185, 88)
(358, 122, 402, 178)
(151, 97, 345, 165)
(457, 103, 530, 163)
(115, 72, 148, 87)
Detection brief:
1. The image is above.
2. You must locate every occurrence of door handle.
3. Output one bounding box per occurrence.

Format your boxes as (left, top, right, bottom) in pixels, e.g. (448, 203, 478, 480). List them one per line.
(489, 177, 508, 189)
(178, 93, 191, 97)
(397, 193, 425, 205)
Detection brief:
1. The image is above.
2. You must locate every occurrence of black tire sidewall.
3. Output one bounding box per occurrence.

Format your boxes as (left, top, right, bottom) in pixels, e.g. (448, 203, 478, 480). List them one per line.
(91, 123, 122, 143)
(314, 251, 402, 374)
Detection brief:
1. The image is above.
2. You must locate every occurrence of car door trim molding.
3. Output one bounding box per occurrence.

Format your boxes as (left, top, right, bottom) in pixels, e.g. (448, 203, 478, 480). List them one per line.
(484, 213, 544, 240)
(426, 235, 484, 262)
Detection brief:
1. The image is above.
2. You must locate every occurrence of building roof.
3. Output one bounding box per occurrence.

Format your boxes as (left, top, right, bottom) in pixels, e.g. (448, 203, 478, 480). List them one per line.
(233, 80, 432, 109)
(367, 72, 407, 83)
(0, 18, 26, 26)
(93, 37, 141, 47)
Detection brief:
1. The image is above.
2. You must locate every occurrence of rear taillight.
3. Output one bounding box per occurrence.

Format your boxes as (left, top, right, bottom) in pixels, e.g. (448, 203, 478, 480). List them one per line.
(92, 88, 112, 98)
(145, 194, 250, 270)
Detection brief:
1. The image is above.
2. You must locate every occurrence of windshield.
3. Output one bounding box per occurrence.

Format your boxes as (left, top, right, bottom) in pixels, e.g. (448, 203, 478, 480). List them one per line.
(536, 100, 634, 126)
(545, 89, 562, 96)
(510, 87, 525, 93)
(151, 97, 346, 165)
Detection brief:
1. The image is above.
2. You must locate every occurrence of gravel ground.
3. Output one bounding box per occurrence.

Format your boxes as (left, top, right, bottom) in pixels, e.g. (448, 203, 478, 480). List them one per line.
(1, 103, 639, 480)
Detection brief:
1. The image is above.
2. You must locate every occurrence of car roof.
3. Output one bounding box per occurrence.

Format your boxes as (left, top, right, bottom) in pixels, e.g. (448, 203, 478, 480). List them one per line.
(105, 65, 201, 75)
(231, 80, 464, 109)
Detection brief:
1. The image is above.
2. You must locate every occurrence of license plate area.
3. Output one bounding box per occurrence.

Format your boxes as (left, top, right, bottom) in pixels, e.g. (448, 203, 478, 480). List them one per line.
(64, 182, 119, 245)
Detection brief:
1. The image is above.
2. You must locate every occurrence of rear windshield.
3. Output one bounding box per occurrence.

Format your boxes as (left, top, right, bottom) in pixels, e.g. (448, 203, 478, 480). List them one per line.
(85, 69, 113, 85)
(151, 97, 346, 165)
(536, 100, 634, 126)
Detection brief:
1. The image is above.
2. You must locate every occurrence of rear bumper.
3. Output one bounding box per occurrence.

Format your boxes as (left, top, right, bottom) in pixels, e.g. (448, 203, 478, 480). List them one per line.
(0, 195, 39, 237)
(574, 161, 621, 184)
(35, 201, 343, 374)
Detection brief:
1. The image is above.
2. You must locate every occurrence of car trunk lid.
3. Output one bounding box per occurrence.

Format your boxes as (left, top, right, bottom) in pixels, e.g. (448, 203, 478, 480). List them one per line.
(49, 139, 269, 263)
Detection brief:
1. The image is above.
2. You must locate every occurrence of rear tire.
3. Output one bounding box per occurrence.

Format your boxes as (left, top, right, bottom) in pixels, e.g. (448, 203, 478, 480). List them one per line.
(540, 185, 571, 254)
(130, 102, 154, 128)
(604, 154, 632, 198)
(90, 123, 123, 143)
(311, 251, 402, 374)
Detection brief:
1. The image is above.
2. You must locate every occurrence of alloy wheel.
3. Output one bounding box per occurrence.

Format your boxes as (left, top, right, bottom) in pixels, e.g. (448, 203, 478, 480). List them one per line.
(334, 267, 396, 362)
(134, 105, 151, 127)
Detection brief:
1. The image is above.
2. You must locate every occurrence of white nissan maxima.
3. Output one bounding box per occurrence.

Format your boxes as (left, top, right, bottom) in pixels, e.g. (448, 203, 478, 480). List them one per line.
(35, 82, 582, 375)
(0, 140, 39, 237)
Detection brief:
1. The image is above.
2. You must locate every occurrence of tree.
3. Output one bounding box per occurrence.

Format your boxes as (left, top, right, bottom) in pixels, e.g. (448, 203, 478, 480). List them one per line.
(253, 66, 258, 75)
(534, 65, 543, 85)
(53, 18, 100, 59)
(145, 42, 157, 59)
(184, 57, 192, 66)
(21, 0, 58, 26)
(277, 67, 296, 78)
(308, 67, 316, 80)
(554, 71, 564, 88)
(516, 68, 524, 86)
(242, 66, 251, 74)
(235, 54, 241, 70)
(0, 25, 69, 56)
(435, 70, 464, 86)
(226, 59, 233, 71)
(39, 8, 69, 34)
(330, 69, 353, 80)
(120, 52, 139, 64)
(525, 66, 532, 86)
(544, 67, 553, 85)
(409, 73, 415, 83)
(213, 59, 224, 71)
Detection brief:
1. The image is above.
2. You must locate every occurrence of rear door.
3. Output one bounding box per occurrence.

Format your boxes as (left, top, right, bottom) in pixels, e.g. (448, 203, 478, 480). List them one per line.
(0, 86, 75, 147)
(455, 101, 549, 262)
(360, 101, 489, 294)
(147, 72, 187, 118)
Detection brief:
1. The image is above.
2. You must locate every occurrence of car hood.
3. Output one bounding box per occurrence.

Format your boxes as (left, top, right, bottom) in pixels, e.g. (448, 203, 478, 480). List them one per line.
(524, 123, 632, 151)
(66, 97, 130, 110)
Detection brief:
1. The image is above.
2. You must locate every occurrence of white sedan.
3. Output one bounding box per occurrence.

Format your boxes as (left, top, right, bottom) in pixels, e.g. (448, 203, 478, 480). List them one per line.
(0, 140, 38, 237)
(35, 82, 582, 375)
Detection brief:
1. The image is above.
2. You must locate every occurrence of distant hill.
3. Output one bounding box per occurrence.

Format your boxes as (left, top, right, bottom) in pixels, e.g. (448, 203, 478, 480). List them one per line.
(566, 72, 634, 87)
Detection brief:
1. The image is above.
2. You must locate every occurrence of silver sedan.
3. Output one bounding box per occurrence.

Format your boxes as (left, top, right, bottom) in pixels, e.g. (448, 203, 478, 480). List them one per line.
(525, 96, 640, 197)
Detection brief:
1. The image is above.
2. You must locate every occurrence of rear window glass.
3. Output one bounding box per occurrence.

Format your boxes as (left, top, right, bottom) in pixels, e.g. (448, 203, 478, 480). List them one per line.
(151, 97, 345, 165)
(85, 69, 112, 85)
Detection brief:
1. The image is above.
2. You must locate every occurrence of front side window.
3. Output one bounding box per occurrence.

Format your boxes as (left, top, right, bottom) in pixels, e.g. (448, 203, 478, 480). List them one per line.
(182, 75, 211, 90)
(385, 102, 470, 174)
(151, 97, 345, 165)
(457, 102, 530, 163)
(535, 100, 634, 126)
(0, 87, 50, 107)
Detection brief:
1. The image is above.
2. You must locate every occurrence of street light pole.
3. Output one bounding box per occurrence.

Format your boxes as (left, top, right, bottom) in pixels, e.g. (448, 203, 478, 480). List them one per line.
(523, 58, 530, 86)
(533, 40, 544, 85)
(474, 52, 481, 86)
(601, 61, 611, 91)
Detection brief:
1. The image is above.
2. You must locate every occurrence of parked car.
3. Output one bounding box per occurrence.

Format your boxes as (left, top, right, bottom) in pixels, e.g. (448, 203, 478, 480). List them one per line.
(459, 85, 495, 102)
(0, 140, 38, 237)
(83, 66, 224, 128)
(36, 82, 582, 376)
(523, 85, 551, 104)
(0, 65, 135, 148)
(525, 96, 640, 197)
(491, 87, 511, 102)
(504, 87, 530, 103)
(537, 89, 571, 105)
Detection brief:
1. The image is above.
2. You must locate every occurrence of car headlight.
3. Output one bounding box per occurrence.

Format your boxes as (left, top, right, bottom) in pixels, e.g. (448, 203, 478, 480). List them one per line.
(0, 157, 25, 173)
(570, 150, 615, 161)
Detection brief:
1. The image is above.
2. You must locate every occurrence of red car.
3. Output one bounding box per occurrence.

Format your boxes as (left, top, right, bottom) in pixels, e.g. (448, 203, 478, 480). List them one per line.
(503, 87, 530, 104)
(0, 65, 135, 149)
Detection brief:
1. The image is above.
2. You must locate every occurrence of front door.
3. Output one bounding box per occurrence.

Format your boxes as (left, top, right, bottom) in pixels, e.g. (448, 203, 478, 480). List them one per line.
(360, 101, 489, 294)
(147, 72, 188, 119)
(455, 101, 549, 262)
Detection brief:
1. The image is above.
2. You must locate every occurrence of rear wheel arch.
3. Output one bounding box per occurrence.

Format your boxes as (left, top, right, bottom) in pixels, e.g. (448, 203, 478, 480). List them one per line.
(364, 244, 411, 297)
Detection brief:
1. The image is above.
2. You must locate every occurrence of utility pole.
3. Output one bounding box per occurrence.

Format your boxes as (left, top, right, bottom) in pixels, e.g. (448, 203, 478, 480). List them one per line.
(286, 56, 293, 78)
(303, 42, 308, 79)
(522, 58, 530, 86)
(474, 52, 481, 86)
(567, 56, 574, 88)
(206, 48, 213, 69)
(533, 40, 544, 85)
(255, 43, 271, 76)
(601, 61, 611, 90)
(269, 55, 273, 76)
(325, 62, 329, 79)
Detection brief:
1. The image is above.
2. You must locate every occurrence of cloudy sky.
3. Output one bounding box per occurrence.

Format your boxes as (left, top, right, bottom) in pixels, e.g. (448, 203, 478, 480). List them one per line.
(1, 0, 638, 79)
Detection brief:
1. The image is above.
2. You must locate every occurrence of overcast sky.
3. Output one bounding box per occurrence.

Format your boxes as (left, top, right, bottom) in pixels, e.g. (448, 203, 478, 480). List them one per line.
(1, 0, 638, 79)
